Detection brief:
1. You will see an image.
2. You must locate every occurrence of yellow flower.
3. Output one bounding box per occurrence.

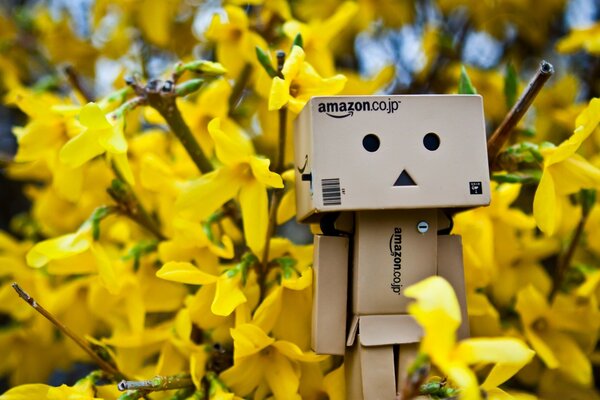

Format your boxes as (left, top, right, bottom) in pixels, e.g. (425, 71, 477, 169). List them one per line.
(156, 260, 250, 317)
(339, 65, 396, 95)
(406, 276, 535, 400)
(557, 22, 600, 55)
(219, 323, 327, 398)
(515, 285, 598, 386)
(276, 170, 297, 225)
(176, 118, 283, 257)
(0, 380, 101, 400)
(268, 45, 346, 114)
(251, 238, 314, 348)
(206, 5, 269, 79)
(533, 98, 600, 235)
(25, 221, 119, 294)
(282, 1, 358, 76)
(60, 102, 134, 185)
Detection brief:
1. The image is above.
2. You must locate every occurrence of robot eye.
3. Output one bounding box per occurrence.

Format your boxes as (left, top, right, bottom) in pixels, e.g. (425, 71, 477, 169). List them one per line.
(362, 134, 380, 152)
(423, 132, 440, 151)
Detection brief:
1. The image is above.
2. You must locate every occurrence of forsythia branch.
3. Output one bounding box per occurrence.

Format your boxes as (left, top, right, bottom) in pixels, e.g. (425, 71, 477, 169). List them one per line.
(11, 283, 126, 379)
(488, 61, 554, 170)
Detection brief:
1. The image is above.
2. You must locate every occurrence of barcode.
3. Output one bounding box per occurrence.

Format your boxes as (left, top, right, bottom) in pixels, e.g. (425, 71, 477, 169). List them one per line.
(322, 178, 341, 206)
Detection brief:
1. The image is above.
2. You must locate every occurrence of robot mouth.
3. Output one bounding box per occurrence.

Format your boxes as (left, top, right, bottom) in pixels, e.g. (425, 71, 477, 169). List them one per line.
(393, 170, 417, 186)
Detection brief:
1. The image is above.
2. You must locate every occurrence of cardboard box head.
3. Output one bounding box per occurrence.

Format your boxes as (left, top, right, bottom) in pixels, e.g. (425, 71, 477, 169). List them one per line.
(294, 95, 490, 222)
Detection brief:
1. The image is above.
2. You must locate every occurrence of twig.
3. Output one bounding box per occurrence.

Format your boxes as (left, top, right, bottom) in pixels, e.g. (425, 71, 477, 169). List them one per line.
(63, 64, 94, 102)
(107, 172, 166, 241)
(118, 374, 194, 392)
(550, 196, 593, 298)
(487, 61, 554, 171)
(125, 77, 213, 174)
(229, 63, 253, 112)
(260, 51, 287, 279)
(11, 282, 125, 379)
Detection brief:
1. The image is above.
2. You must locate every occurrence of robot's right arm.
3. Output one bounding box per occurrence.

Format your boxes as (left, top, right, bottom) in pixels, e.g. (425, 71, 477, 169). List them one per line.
(311, 234, 349, 355)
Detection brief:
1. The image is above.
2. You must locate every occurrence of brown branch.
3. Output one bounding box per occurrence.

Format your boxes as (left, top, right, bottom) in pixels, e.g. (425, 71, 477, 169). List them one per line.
(229, 63, 253, 112)
(551, 204, 592, 298)
(488, 61, 554, 171)
(126, 77, 213, 174)
(107, 169, 166, 241)
(63, 64, 94, 103)
(11, 282, 125, 379)
(118, 374, 194, 392)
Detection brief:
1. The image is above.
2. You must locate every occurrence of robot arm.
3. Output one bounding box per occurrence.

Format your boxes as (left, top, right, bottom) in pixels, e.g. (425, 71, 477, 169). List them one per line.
(311, 234, 349, 355)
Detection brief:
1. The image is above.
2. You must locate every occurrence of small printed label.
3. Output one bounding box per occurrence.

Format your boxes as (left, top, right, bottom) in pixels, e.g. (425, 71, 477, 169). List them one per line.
(389, 227, 403, 295)
(322, 178, 342, 206)
(317, 99, 401, 119)
(469, 181, 483, 195)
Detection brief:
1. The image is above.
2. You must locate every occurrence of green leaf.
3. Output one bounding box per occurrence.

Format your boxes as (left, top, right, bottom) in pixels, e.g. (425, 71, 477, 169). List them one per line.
(255, 47, 278, 78)
(90, 206, 115, 240)
(292, 33, 303, 49)
(504, 63, 518, 109)
(458, 66, 477, 95)
(175, 78, 204, 97)
(580, 189, 596, 215)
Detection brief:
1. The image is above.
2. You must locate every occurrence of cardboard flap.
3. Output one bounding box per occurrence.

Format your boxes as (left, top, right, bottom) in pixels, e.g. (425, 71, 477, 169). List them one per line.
(358, 315, 422, 346)
(346, 315, 360, 347)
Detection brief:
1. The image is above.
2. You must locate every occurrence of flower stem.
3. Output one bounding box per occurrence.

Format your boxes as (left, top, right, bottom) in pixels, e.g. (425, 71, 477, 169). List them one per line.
(551, 192, 594, 298)
(488, 61, 554, 171)
(126, 77, 213, 174)
(108, 167, 166, 241)
(63, 64, 93, 103)
(118, 374, 194, 392)
(229, 63, 253, 112)
(11, 282, 125, 379)
(260, 51, 288, 288)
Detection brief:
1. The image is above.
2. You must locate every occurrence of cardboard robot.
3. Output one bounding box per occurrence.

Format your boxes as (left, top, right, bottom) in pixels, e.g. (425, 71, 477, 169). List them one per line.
(293, 95, 490, 399)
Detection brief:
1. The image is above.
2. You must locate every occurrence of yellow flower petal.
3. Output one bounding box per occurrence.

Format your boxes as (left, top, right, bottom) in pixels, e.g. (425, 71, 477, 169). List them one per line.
(533, 170, 558, 235)
(264, 351, 301, 399)
(98, 116, 127, 154)
(456, 338, 534, 366)
(208, 118, 253, 165)
(249, 156, 283, 188)
(191, 350, 208, 389)
(220, 356, 266, 396)
(91, 243, 118, 295)
(230, 323, 275, 360)
(26, 232, 91, 268)
(59, 129, 105, 168)
(252, 285, 283, 333)
(79, 102, 112, 130)
(282, 267, 313, 290)
(272, 340, 327, 362)
(405, 276, 461, 325)
(0, 383, 50, 399)
(549, 155, 600, 195)
(276, 188, 296, 224)
(212, 273, 247, 316)
(239, 179, 269, 258)
(176, 167, 244, 221)
(268, 77, 290, 111)
(156, 261, 218, 285)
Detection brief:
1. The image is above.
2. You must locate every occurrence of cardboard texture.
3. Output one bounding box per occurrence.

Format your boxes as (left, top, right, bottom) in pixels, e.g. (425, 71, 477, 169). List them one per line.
(353, 209, 438, 314)
(294, 95, 490, 222)
(295, 95, 490, 400)
(312, 235, 349, 355)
